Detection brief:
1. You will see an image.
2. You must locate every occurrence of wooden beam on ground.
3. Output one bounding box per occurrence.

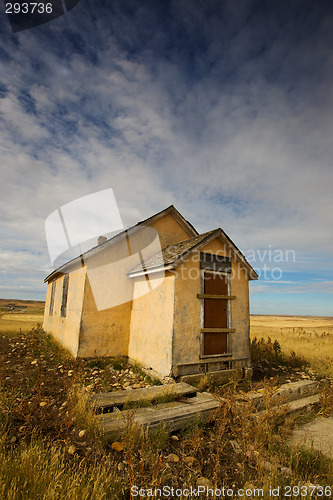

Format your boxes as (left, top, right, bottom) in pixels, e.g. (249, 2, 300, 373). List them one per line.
(89, 382, 197, 411)
(98, 392, 220, 435)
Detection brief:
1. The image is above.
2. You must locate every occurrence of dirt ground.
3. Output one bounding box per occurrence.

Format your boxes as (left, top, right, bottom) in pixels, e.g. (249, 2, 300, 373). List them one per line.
(0, 325, 318, 446)
(291, 417, 333, 459)
(0, 304, 329, 450)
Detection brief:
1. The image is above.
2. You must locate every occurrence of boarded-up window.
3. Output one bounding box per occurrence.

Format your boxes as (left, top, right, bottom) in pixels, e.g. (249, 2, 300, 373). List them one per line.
(200, 252, 232, 273)
(49, 280, 56, 316)
(203, 272, 229, 356)
(61, 274, 69, 317)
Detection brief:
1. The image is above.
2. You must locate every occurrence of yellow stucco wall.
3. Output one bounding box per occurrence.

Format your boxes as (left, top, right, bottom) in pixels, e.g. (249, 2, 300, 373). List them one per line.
(128, 272, 175, 376)
(43, 265, 86, 357)
(148, 213, 193, 247)
(172, 254, 201, 367)
(77, 223, 165, 357)
(43, 212, 188, 359)
(172, 237, 251, 370)
(229, 266, 250, 363)
(78, 276, 132, 357)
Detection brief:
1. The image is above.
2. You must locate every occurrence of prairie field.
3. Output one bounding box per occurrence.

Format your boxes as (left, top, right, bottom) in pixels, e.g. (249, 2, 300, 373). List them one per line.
(0, 299, 44, 333)
(251, 315, 333, 378)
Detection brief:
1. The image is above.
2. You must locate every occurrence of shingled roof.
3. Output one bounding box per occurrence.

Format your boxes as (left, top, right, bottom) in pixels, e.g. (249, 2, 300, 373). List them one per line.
(44, 205, 198, 283)
(44, 205, 258, 283)
(128, 228, 258, 280)
(129, 230, 218, 274)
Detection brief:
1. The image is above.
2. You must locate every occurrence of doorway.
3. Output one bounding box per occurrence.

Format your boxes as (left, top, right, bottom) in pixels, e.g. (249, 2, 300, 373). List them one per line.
(202, 271, 229, 356)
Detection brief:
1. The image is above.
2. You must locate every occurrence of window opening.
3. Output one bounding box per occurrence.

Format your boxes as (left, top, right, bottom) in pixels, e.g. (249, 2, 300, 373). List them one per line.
(61, 274, 69, 317)
(49, 280, 56, 316)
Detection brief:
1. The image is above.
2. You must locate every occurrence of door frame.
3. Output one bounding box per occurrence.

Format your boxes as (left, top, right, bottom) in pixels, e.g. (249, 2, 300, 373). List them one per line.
(199, 268, 232, 358)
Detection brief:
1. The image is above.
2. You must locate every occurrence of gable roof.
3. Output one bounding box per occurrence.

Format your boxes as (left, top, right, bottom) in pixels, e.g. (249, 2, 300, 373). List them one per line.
(44, 205, 198, 283)
(128, 229, 258, 280)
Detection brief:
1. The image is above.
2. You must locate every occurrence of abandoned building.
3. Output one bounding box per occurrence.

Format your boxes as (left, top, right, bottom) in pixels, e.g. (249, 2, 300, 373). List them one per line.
(43, 205, 258, 381)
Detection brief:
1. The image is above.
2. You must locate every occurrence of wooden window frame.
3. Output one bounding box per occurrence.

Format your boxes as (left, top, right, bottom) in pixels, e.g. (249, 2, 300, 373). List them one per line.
(199, 269, 233, 358)
(49, 280, 56, 316)
(60, 274, 69, 318)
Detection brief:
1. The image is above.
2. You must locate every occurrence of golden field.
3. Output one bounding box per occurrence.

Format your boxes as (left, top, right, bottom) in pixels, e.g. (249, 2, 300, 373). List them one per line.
(1, 301, 332, 378)
(251, 314, 333, 377)
(0, 299, 44, 333)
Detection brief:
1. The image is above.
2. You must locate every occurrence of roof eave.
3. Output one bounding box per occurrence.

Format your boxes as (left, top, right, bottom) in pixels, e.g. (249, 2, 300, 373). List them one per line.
(128, 264, 174, 278)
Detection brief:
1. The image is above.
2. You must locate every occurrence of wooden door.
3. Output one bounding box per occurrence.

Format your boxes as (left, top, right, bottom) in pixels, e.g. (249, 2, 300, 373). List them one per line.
(203, 272, 228, 355)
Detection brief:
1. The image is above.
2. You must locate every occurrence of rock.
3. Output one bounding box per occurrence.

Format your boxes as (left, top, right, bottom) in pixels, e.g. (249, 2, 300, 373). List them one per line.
(10, 436, 17, 444)
(166, 453, 179, 463)
(243, 482, 256, 491)
(68, 370, 74, 376)
(197, 477, 213, 489)
(31, 360, 38, 365)
(230, 440, 242, 455)
(246, 444, 255, 458)
(164, 377, 174, 384)
(111, 441, 124, 452)
(260, 460, 274, 472)
(132, 384, 141, 389)
(78, 430, 86, 438)
(68, 445, 76, 455)
(92, 370, 99, 376)
(125, 386, 133, 391)
(184, 456, 195, 466)
(171, 435, 179, 441)
(279, 466, 292, 477)
(39, 402, 47, 407)
(123, 382, 131, 388)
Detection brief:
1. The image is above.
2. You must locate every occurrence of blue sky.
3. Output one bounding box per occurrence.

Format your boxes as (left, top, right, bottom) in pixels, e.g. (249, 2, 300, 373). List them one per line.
(0, 0, 333, 315)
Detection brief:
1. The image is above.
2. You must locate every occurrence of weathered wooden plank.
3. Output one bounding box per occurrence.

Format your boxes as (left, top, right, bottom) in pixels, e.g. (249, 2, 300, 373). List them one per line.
(197, 294, 236, 300)
(200, 253, 232, 273)
(98, 393, 220, 435)
(200, 328, 236, 333)
(89, 382, 197, 410)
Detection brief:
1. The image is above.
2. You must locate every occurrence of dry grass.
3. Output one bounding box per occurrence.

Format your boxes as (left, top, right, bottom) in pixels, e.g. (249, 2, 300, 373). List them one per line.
(0, 433, 121, 500)
(251, 315, 333, 378)
(1, 305, 333, 497)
